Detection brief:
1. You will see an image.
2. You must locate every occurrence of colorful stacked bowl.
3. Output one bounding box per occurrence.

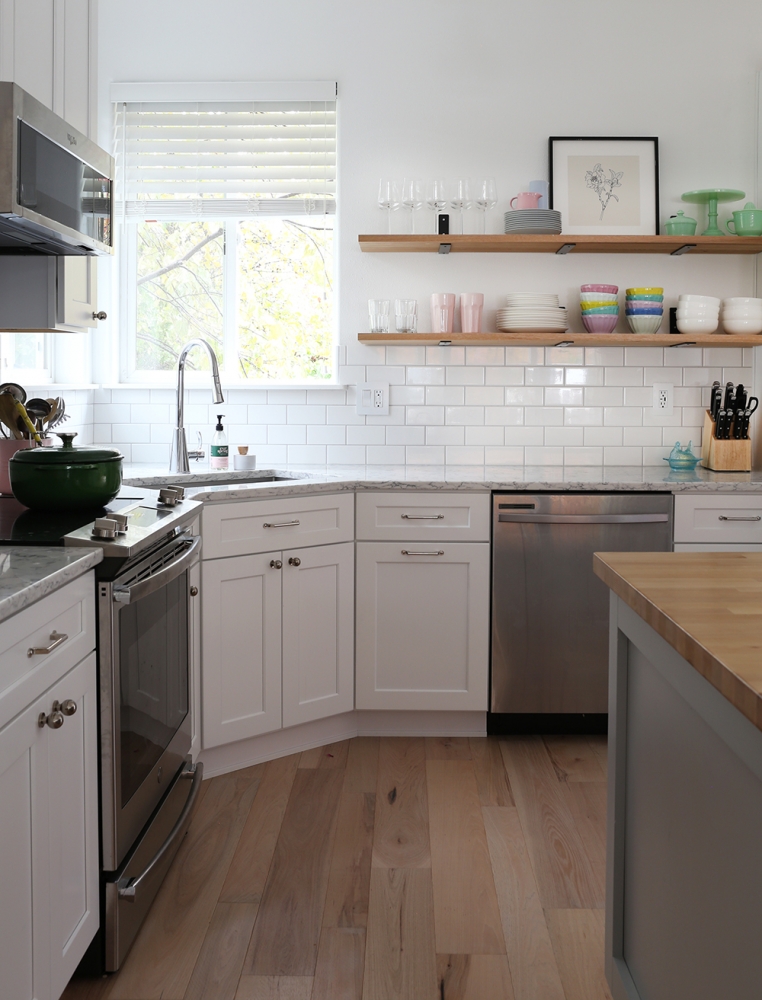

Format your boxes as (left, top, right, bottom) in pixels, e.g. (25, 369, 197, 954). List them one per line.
(625, 286, 663, 333)
(580, 284, 618, 333)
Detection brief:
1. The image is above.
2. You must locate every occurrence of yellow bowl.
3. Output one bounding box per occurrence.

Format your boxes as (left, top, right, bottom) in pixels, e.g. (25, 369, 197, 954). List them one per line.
(626, 287, 663, 295)
(581, 300, 619, 310)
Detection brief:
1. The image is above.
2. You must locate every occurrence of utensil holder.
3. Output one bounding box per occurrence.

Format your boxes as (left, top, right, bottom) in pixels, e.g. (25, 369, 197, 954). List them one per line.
(701, 409, 752, 471)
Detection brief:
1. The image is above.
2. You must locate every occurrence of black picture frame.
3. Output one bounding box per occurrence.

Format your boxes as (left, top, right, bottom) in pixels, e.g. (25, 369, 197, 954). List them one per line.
(549, 136, 660, 235)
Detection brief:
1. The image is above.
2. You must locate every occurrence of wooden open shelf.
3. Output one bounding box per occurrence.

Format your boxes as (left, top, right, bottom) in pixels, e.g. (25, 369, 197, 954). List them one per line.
(358, 332, 762, 348)
(358, 234, 762, 255)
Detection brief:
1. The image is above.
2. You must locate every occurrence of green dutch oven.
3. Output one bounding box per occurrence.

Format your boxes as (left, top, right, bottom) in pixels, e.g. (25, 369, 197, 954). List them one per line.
(10, 432, 123, 511)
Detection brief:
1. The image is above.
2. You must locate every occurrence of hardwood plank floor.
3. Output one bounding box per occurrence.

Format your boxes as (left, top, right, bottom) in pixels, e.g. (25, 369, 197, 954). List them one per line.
(63, 735, 611, 1000)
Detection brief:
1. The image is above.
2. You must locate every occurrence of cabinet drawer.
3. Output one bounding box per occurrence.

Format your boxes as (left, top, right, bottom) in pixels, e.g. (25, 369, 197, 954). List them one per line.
(356, 492, 490, 541)
(0, 573, 95, 730)
(201, 493, 354, 559)
(673, 495, 762, 544)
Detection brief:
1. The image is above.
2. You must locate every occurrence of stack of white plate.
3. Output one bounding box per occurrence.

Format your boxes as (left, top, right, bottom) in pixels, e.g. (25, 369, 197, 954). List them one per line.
(497, 293, 567, 332)
(504, 209, 562, 235)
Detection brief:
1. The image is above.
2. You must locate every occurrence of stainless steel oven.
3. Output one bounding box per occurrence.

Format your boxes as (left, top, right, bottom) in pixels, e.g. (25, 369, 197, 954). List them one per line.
(96, 525, 203, 970)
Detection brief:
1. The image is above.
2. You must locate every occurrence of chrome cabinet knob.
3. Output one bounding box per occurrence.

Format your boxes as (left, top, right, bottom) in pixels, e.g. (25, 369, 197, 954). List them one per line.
(58, 699, 77, 717)
(92, 310, 108, 320)
(38, 709, 64, 729)
(190, 585, 199, 597)
(270, 559, 283, 569)
(288, 557, 301, 566)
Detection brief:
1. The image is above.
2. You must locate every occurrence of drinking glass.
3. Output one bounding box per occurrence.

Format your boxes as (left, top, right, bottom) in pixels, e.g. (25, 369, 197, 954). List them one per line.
(395, 299, 418, 333)
(430, 293, 456, 334)
(400, 178, 423, 233)
(377, 178, 399, 235)
(426, 179, 448, 233)
(475, 177, 498, 233)
(368, 299, 390, 333)
(449, 178, 472, 234)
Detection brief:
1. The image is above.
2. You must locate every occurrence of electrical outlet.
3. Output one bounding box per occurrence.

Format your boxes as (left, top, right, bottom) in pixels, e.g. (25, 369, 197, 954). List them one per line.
(356, 382, 390, 415)
(652, 382, 674, 415)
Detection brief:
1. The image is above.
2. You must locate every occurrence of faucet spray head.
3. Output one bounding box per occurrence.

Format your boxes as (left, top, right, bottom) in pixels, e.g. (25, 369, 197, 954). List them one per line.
(212, 375, 224, 405)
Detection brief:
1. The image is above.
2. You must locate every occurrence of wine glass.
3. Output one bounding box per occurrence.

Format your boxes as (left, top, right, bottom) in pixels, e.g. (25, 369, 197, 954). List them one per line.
(426, 179, 447, 233)
(449, 178, 472, 234)
(401, 178, 423, 234)
(377, 179, 399, 234)
(475, 177, 497, 234)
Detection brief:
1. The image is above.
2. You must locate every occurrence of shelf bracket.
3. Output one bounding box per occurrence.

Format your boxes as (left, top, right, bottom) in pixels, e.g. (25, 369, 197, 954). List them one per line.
(438, 243, 451, 254)
(438, 340, 452, 346)
(671, 244, 697, 256)
(554, 340, 575, 347)
(667, 340, 697, 347)
(556, 243, 576, 255)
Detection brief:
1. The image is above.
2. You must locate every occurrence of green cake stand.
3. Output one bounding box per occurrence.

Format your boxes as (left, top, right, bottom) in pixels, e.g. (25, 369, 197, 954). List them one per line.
(681, 188, 745, 236)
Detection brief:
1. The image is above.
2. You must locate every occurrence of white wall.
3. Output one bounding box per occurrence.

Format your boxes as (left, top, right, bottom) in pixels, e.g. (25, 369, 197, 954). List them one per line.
(95, 0, 762, 468)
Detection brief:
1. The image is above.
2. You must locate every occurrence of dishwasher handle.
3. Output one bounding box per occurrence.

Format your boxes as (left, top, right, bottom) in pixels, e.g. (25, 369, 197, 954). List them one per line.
(497, 512, 670, 524)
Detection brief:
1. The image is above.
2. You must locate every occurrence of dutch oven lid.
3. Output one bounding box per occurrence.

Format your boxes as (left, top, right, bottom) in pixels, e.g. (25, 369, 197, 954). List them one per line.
(10, 432, 123, 465)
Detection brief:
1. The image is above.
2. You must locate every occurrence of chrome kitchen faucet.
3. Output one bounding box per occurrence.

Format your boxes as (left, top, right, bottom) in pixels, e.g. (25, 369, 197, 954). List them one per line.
(169, 338, 224, 473)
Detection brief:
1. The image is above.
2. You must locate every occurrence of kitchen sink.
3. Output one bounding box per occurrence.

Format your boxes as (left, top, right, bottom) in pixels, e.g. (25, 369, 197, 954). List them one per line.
(199, 475, 300, 485)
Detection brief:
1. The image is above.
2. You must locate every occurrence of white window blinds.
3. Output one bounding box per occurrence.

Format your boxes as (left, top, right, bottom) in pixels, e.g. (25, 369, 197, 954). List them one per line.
(113, 98, 336, 220)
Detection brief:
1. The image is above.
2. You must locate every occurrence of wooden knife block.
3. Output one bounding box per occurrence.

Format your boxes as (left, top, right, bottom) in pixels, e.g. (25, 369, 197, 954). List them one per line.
(701, 409, 752, 471)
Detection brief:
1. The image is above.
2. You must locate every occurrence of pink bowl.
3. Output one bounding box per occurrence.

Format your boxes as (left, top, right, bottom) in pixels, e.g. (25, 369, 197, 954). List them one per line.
(582, 313, 618, 333)
(581, 283, 618, 294)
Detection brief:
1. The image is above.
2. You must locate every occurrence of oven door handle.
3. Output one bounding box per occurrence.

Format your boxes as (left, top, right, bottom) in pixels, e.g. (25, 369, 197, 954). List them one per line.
(117, 761, 204, 902)
(497, 513, 670, 524)
(113, 535, 202, 604)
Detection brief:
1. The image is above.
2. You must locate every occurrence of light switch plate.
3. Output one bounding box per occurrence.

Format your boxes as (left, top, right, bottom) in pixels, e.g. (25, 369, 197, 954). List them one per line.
(356, 382, 390, 415)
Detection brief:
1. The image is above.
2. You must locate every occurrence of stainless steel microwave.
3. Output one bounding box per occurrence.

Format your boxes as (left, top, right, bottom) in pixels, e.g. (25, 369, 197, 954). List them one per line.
(0, 82, 113, 255)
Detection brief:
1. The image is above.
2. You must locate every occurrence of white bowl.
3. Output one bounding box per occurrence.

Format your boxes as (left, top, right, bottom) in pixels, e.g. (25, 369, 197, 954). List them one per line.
(676, 307, 719, 319)
(676, 315, 719, 334)
(627, 314, 662, 334)
(678, 295, 721, 307)
(721, 308, 762, 321)
(579, 292, 617, 302)
(722, 297, 762, 308)
(722, 317, 762, 334)
(676, 301, 720, 312)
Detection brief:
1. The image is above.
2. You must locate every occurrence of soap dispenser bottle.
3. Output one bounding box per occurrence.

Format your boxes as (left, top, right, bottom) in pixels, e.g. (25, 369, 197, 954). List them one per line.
(211, 414, 229, 470)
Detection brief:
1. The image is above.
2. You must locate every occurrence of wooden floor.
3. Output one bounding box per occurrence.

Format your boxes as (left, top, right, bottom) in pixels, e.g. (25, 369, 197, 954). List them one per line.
(63, 735, 611, 1000)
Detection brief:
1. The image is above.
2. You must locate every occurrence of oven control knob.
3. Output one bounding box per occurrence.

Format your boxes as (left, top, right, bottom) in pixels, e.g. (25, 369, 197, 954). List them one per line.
(190, 585, 199, 597)
(92, 517, 118, 539)
(111, 512, 129, 533)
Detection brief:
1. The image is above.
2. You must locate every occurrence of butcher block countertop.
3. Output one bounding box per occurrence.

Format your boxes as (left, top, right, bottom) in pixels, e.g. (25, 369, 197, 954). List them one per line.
(593, 552, 762, 732)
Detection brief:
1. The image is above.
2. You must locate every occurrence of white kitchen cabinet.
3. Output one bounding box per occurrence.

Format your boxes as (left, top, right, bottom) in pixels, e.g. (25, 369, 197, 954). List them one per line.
(0, 651, 99, 1000)
(673, 494, 762, 547)
(282, 541, 354, 728)
(356, 491, 490, 542)
(0, 257, 103, 333)
(355, 542, 490, 711)
(201, 551, 283, 748)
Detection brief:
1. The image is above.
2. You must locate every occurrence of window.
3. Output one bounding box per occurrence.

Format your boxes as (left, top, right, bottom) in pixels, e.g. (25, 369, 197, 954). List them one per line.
(0, 333, 50, 384)
(113, 86, 336, 383)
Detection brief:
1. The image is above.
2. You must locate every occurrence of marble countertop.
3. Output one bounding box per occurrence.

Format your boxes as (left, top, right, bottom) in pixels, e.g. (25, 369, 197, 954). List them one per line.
(0, 546, 102, 624)
(122, 463, 762, 503)
(594, 551, 762, 732)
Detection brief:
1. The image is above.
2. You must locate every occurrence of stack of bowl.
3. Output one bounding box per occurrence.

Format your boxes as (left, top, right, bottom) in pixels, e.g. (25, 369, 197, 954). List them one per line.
(721, 297, 762, 335)
(625, 287, 663, 333)
(580, 284, 618, 333)
(676, 295, 720, 334)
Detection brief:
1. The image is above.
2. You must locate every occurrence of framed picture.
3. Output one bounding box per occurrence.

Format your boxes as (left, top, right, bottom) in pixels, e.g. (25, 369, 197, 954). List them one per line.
(549, 136, 659, 235)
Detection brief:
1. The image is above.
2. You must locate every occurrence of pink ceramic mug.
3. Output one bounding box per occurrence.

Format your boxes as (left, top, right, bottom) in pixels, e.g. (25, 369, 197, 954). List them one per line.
(510, 192, 543, 210)
(0, 438, 33, 495)
(459, 293, 484, 334)
(431, 293, 456, 334)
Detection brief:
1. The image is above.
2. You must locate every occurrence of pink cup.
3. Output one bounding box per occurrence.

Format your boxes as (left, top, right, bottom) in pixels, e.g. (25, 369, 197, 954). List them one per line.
(431, 293, 456, 334)
(459, 293, 484, 333)
(510, 192, 543, 210)
(0, 439, 34, 496)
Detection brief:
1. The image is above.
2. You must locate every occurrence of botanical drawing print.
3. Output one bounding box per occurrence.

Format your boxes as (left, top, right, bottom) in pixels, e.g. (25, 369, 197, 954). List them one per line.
(585, 163, 624, 220)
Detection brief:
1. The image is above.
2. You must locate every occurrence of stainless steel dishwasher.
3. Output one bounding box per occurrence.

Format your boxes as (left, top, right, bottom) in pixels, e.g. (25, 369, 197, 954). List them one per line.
(490, 492, 672, 731)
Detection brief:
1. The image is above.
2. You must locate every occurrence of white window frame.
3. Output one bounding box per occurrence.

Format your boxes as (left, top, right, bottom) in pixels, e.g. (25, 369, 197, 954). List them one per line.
(111, 81, 338, 388)
(0, 332, 52, 385)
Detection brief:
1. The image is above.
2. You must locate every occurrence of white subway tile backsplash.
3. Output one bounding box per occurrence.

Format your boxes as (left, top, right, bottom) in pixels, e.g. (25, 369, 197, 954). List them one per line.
(386, 346, 426, 365)
(94, 403, 130, 423)
(644, 367, 682, 386)
(426, 346, 465, 365)
(642, 408, 681, 427)
(366, 445, 407, 464)
(327, 445, 366, 464)
(605, 367, 644, 386)
(132, 443, 170, 464)
(545, 387, 583, 406)
(287, 405, 326, 424)
(227, 387, 268, 404)
(345, 343, 385, 365)
(564, 406, 603, 426)
(485, 446, 524, 464)
(603, 447, 643, 466)
(207, 403, 248, 424)
(288, 444, 327, 464)
(722, 367, 753, 384)
(504, 426, 545, 446)
(525, 367, 564, 386)
(252, 444, 289, 464)
(366, 366, 406, 384)
(407, 366, 445, 385)
(93, 424, 111, 442)
(604, 407, 642, 426)
(465, 347, 505, 366)
(427, 425, 465, 446)
(327, 405, 365, 425)
(485, 367, 525, 385)
(405, 445, 445, 465)
(623, 426, 663, 446)
(229, 425, 267, 445)
(338, 365, 365, 384)
(425, 385, 464, 405)
(666, 347, 703, 366)
(584, 426, 623, 446)
(307, 425, 346, 444)
(268, 425, 307, 445)
(643, 446, 672, 465)
(249, 403, 287, 423)
(446, 446, 485, 465)
(524, 446, 564, 465)
(584, 347, 623, 366)
(545, 346, 584, 366)
(501, 386, 541, 406)
(445, 406, 485, 425)
(564, 367, 604, 386)
(347, 425, 386, 445)
(464, 386, 505, 406)
(681, 407, 707, 426)
(485, 406, 523, 425)
(504, 347, 544, 365)
(306, 388, 346, 404)
(464, 425, 504, 446)
(682, 367, 721, 387)
(624, 347, 664, 366)
(267, 390, 306, 404)
(703, 347, 744, 366)
(113, 423, 150, 443)
(114, 388, 150, 403)
(525, 407, 563, 426)
(584, 386, 623, 406)
(545, 426, 584, 446)
(623, 386, 652, 407)
(386, 425, 425, 445)
(446, 366, 486, 385)
(390, 385, 426, 405)
(407, 405, 444, 425)
(564, 447, 604, 465)
(365, 406, 405, 426)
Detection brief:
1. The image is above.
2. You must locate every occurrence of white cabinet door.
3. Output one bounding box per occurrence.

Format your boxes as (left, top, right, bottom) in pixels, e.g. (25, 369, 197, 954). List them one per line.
(355, 542, 490, 711)
(46, 652, 99, 1000)
(202, 552, 282, 748)
(282, 541, 354, 728)
(58, 257, 99, 330)
(0, 689, 49, 1000)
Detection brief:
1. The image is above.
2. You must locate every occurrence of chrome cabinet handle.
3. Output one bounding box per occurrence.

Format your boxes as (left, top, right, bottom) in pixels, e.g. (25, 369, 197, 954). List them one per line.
(718, 515, 761, 521)
(263, 520, 300, 528)
(190, 585, 199, 597)
(270, 559, 283, 569)
(27, 631, 68, 658)
(400, 513, 445, 520)
(92, 310, 108, 321)
(58, 699, 77, 717)
(288, 557, 301, 566)
(38, 709, 64, 729)
(401, 549, 445, 556)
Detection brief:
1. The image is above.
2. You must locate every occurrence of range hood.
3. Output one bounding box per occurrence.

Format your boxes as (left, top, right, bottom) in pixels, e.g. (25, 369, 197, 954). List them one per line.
(0, 83, 113, 256)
